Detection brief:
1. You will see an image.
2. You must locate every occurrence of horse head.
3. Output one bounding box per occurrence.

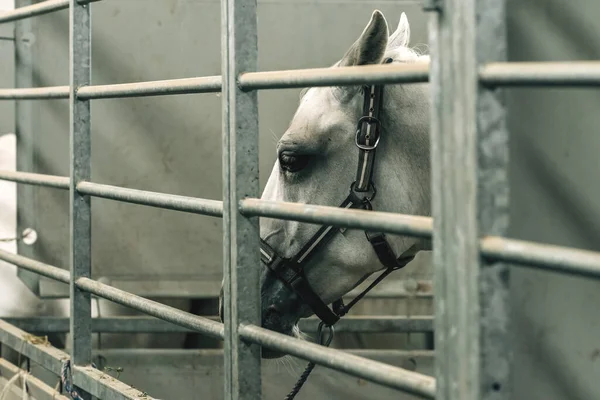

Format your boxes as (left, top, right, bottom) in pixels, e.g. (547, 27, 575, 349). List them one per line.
(219, 10, 431, 359)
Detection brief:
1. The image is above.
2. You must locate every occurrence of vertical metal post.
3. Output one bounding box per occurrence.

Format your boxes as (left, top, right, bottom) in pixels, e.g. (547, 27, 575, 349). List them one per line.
(430, 0, 510, 399)
(221, 0, 262, 399)
(475, 0, 511, 398)
(14, 0, 39, 295)
(69, 0, 92, 395)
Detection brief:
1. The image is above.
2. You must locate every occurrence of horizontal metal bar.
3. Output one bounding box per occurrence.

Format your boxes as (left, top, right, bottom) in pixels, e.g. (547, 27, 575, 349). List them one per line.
(480, 61, 600, 87)
(0, 320, 157, 400)
(2, 316, 434, 334)
(0, 249, 224, 340)
(72, 364, 155, 400)
(240, 198, 433, 238)
(76, 76, 222, 99)
(0, 358, 70, 400)
(0, 320, 65, 376)
(481, 236, 600, 279)
(239, 63, 430, 90)
(0, 86, 69, 99)
(239, 324, 436, 399)
(77, 181, 223, 217)
(4, 61, 598, 102)
(74, 278, 225, 339)
(0, 0, 66, 24)
(1, 251, 437, 396)
(0, 170, 70, 189)
(0, 248, 70, 283)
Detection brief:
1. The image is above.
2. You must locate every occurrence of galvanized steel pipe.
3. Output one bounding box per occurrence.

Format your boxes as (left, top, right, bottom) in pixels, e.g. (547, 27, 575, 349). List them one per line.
(481, 236, 600, 279)
(0, 248, 70, 283)
(480, 61, 600, 87)
(76, 76, 222, 99)
(0, 248, 224, 340)
(0, 0, 66, 24)
(0, 170, 69, 189)
(0, 0, 102, 24)
(239, 324, 436, 399)
(240, 198, 433, 238)
(77, 181, 224, 217)
(75, 277, 225, 340)
(0, 86, 69, 99)
(239, 63, 430, 90)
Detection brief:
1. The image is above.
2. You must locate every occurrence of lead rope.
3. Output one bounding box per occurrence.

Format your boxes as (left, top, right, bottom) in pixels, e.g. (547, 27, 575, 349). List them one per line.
(284, 322, 334, 400)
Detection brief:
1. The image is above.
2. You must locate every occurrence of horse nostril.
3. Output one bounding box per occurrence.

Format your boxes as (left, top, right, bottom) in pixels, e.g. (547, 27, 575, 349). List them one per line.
(264, 305, 282, 325)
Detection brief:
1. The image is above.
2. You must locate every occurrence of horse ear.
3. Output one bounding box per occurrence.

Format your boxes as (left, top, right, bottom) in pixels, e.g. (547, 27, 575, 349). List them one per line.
(388, 12, 411, 48)
(339, 10, 389, 67)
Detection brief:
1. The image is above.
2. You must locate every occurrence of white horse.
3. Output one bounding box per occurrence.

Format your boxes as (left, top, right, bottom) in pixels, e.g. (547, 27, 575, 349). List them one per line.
(220, 10, 431, 357)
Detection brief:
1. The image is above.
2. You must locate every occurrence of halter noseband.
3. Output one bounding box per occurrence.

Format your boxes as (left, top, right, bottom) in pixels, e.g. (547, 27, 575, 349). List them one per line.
(260, 57, 414, 327)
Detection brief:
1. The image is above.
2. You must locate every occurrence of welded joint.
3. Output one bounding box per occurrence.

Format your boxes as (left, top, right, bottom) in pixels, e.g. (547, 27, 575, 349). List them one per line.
(422, 0, 442, 12)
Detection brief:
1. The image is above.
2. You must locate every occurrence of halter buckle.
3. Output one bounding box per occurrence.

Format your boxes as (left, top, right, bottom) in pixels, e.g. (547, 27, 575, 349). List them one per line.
(355, 116, 381, 151)
(349, 181, 376, 203)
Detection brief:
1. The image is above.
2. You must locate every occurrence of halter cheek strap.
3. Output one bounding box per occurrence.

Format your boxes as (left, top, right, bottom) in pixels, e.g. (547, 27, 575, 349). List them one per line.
(261, 57, 414, 326)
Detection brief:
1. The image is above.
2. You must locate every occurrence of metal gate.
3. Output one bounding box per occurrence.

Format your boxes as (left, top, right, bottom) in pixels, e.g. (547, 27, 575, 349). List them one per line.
(1, 0, 599, 399)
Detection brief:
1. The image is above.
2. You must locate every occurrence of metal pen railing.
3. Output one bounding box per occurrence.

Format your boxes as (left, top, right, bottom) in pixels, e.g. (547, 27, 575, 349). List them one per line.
(0, 0, 598, 400)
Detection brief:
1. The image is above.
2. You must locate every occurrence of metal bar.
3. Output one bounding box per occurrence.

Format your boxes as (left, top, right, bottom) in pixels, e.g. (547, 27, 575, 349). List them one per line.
(0, 320, 158, 400)
(76, 76, 221, 99)
(239, 63, 429, 90)
(69, 2, 92, 399)
(0, 86, 70, 99)
(221, 0, 262, 398)
(239, 324, 436, 399)
(0, 248, 225, 339)
(2, 316, 434, 334)
(474, 1, 511, 399)
(0, 358, 70, 400)
(480, 61, 600, 87)
(429, 0, 481, 399)
(0, 249, 439, 395)
(4, 223, 598, 300)
(0, 170, 70, 189)
(0, 248, 70, 283)
(240, 198, 433, 238)
(3, 60, 599, 102)
(481, 236, 600, 279)
(75, 277, 225, 339)
(76, 181, 223, 217)
(0, 320, 66, 376)
(0, 0, 67, 24)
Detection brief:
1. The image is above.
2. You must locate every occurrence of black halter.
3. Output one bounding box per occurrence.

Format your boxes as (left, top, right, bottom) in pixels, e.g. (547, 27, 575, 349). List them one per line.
(260, 58, 414, 327)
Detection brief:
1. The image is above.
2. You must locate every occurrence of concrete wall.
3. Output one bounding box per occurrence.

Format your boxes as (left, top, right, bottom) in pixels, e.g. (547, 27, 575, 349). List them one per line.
(507, 0, 600, 398)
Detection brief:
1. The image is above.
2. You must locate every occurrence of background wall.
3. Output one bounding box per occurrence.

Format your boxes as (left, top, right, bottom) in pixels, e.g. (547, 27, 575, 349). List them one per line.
(0, 0, 599, 399)
(506, 0, 600, 398)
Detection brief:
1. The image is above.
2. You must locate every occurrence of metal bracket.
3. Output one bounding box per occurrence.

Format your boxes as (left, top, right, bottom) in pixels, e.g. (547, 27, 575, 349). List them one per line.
(422, 0, 443, 12)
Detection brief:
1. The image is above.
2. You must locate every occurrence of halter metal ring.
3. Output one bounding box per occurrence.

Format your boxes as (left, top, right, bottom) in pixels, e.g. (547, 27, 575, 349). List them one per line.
(355, 116, 381, 151)
(317, 321, 335, 347)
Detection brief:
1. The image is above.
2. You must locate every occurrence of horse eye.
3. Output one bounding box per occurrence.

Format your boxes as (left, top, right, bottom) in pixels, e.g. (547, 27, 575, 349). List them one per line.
(279, 152, 310, 173)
